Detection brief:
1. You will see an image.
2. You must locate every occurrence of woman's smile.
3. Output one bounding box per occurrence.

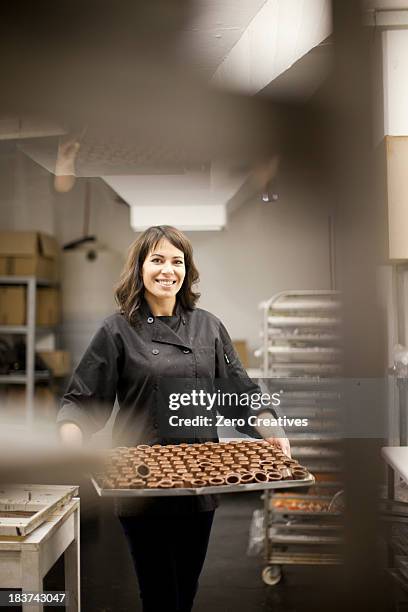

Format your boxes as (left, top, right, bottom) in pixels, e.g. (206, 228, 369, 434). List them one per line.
(155, 279, 177, 286)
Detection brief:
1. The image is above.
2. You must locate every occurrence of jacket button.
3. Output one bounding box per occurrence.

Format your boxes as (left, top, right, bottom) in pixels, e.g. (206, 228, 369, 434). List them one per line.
(152, 349, 159, 355)
(147, 317, 154, 324)
(153, 422, 158, 429)
(183, 349, 190, 354)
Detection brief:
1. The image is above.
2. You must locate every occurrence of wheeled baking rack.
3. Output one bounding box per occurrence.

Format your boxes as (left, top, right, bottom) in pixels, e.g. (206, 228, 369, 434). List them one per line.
(256, 290, 343, 585)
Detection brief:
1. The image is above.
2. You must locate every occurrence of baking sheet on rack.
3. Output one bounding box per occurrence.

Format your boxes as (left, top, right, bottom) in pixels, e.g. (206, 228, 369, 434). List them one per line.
(91, 476, 314, 497)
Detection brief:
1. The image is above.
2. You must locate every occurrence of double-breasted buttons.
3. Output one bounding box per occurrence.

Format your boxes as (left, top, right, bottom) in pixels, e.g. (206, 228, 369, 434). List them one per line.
(152, 349, 159, 355)
(147, 317, 154, 324)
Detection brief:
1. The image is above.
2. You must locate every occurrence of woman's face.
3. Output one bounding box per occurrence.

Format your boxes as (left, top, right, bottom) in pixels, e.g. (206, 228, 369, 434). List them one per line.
(142, 238, 186, 301)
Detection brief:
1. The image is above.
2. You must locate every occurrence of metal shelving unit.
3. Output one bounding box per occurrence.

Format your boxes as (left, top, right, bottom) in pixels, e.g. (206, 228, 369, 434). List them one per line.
(256, 290, 343, 584)
(0, 276, 55, 425)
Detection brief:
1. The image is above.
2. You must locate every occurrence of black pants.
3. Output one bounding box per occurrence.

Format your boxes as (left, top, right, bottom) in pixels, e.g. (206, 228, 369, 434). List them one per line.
(119, 511, 215, 612)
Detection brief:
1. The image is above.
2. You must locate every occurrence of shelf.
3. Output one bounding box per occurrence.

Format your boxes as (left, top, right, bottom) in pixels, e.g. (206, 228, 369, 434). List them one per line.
(268, 363, 342, 375)
(289, 446, 341, 458)
(267, 346, 342, 363)
(268, 552, 341, 565)
(0, 372, 50, 384)
(0, 325, 27, 334)
(287, 434, 342, 443)
(269, 533, 341, 545)
(0, 325, 56, 335)
(270, 300, 341, 313)
(0, 276, 57, 287)
(266, 331, 342, 343)
(268, 315, 342, 328)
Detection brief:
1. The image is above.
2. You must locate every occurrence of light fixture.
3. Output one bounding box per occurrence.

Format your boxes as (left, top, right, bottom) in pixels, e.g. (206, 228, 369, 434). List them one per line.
(261, 191, 279, 203)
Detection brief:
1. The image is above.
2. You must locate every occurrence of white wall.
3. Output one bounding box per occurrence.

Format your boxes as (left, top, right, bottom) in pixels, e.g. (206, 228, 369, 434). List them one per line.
(0, 149, 56, 233)
(212, 0, 332, 95)
(191, 177, 331, 357)
(0, 148, 331, 365)
(382, 29, 408, 136)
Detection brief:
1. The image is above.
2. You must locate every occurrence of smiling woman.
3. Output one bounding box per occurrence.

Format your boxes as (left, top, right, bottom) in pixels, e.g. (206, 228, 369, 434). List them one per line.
(57, 224, 289, 612)
(114, 225, 200, 322)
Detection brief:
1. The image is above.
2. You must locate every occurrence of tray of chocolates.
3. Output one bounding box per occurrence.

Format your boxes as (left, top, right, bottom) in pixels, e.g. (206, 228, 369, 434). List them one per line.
(91, 440, 314, 497)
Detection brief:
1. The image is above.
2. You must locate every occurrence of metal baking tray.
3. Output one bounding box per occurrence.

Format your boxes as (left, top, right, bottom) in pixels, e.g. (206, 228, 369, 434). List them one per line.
(269, 493, 340, 514)
(91, 474, 314, 497)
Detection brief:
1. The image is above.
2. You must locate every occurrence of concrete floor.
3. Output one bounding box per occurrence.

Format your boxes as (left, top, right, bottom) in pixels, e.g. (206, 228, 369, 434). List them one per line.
(43, 491, 342, 611)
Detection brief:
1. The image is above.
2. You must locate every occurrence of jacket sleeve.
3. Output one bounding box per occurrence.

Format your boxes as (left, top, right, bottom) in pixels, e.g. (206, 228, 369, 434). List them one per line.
(215, 320, 282, 439)
(57, 323, 120, 437)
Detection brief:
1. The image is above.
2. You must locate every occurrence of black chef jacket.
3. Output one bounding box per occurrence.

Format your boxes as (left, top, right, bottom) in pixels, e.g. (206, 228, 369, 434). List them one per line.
(57, 300, 278, 515)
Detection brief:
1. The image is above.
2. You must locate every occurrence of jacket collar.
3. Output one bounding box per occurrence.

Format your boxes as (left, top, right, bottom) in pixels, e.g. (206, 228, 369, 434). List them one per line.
(138, 298, 191, 350)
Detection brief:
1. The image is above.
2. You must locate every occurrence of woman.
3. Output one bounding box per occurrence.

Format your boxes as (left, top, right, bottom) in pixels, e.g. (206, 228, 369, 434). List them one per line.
(58, 225, 289, 612)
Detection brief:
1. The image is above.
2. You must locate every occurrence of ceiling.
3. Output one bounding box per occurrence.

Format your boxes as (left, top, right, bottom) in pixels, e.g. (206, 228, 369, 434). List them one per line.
(6, 0, 333, 231)
(180, 0, 267, 79)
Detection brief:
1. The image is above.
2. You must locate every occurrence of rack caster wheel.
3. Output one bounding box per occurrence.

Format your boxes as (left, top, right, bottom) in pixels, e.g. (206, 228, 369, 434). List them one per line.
(262, 565, 282, 586)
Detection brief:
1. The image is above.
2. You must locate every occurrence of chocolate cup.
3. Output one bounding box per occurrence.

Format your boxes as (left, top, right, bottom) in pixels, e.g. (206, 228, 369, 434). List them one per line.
(209, 476, 225, 486)
(264, 465, 280, 473)
(199, 461, 214, 469)
(252, 471, 268, 483)
(225, 473, 241, 485)
(191, 478, 207, 487)
(240, 472, 255, 484)
(267, 470, 282, 481)
(291, 468, 308, 480)
(280, 467, 293, 480)
(130, 479, 145, 488)
(172, 481, 184, 488)
(117, 479, 131, 488)
(135, 463, 151, 478)
(157, 479, 174, 488)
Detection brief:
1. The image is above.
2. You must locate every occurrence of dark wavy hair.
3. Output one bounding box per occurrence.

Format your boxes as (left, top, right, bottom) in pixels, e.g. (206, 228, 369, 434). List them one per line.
(115, 225, 200, 323)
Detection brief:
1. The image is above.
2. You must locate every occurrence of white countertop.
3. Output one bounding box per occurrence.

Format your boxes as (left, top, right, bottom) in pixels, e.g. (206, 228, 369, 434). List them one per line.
(382, 447, 408, 483)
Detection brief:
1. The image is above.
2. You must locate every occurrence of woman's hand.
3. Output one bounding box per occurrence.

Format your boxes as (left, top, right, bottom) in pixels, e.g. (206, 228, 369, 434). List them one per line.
(59, 422, 83, 447)
(265, 436, 291, 458)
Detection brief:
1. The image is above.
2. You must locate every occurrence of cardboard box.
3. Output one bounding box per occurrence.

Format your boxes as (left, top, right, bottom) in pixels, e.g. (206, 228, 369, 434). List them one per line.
(36, 288, 60, 326)
(0, 286, 60, 326)
(0, 287, 25, 325)
(38, 350, 71, 377)
(233, 340, 249, 369)
(0, 231, 60, 281)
